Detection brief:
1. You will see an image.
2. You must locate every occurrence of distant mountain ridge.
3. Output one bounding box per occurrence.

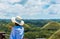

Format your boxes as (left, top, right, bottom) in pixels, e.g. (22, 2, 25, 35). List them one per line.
(0, 19, 60, 27)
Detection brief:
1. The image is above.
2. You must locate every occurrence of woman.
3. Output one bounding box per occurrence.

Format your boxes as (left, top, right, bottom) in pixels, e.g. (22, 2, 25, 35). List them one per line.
(10, 16, 24, 39)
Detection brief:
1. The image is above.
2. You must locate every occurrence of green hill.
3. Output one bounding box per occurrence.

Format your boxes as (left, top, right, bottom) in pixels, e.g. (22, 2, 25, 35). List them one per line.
(48, 29, 60, 39)
(41, 22, 60, 30)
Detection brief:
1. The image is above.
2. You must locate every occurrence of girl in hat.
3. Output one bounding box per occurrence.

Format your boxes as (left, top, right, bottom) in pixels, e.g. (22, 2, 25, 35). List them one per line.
(10, 16, 24, 39)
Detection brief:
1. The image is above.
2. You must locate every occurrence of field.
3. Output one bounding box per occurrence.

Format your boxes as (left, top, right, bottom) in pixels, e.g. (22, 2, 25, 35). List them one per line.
(0, 19, 60, 39)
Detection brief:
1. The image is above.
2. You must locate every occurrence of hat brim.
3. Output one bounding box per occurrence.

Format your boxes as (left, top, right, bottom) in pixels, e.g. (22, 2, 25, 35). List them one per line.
(11, 17, 24, 25)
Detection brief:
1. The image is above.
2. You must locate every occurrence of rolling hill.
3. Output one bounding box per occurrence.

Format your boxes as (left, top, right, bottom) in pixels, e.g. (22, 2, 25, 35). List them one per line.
(48, 29, 60, 39)
(41, 21, 60, 30)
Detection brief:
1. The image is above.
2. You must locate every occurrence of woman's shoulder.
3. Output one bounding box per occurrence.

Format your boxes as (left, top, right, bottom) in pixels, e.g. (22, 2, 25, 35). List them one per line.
(12, 26, 24, 29)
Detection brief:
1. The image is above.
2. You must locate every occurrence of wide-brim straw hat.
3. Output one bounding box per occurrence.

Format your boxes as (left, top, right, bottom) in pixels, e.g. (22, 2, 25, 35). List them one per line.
(11, 16, 24, 25)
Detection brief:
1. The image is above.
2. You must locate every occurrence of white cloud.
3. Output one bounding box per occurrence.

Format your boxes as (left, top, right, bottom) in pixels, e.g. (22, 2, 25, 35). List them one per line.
(8, 0, 21, 3)
(0, 0, 60, 19)
(0, 3, 9, 10)
(0, 0, 22, 4)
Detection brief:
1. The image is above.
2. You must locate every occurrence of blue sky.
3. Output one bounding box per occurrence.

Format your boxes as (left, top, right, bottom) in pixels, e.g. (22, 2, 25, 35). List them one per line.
(0, 0, 60, 19)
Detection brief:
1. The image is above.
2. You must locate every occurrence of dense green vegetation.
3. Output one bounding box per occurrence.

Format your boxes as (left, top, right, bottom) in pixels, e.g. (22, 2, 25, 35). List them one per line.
(0, 19, 60, 39)
(48, 29, 60, 39)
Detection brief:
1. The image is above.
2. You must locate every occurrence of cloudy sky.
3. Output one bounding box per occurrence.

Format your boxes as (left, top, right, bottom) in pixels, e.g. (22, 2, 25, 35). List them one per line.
(0, 0, 60, 19)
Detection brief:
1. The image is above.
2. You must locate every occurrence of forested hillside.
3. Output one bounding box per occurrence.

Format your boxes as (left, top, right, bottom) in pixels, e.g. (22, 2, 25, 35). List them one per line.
(0, 19, 60, 39)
